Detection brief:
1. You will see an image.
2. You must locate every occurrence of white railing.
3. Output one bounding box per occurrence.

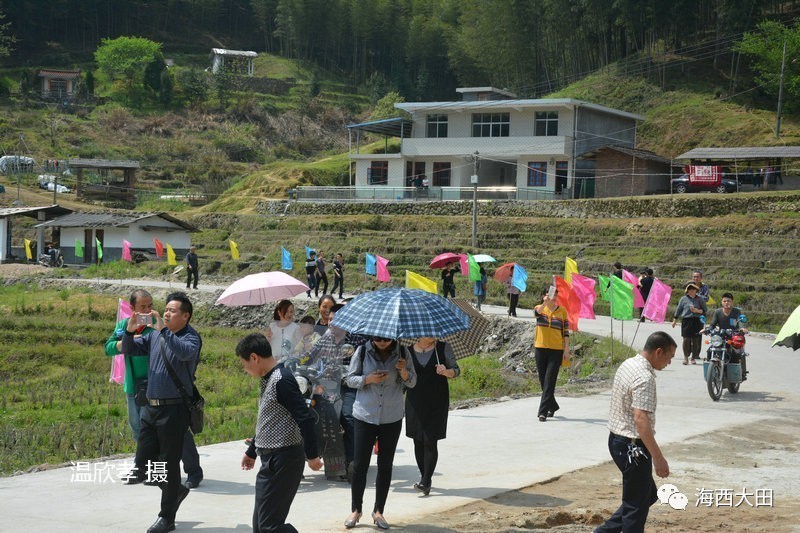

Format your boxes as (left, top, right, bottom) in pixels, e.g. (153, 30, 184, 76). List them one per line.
(293, 186, 564, 202)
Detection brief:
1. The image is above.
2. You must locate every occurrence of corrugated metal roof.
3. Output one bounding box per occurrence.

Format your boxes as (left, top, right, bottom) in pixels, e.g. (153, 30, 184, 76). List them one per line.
(346, 116, 412, 137)
(676, 147, 800, 159)
(34, 212, 195, 231)
(67, 158, 140, 169)
(0, 205, 72, 218)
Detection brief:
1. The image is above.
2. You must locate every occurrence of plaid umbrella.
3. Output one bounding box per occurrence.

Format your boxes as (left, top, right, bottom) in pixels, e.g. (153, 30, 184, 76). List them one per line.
(400, 298, 491, 360)
(330, 288, 470, 339)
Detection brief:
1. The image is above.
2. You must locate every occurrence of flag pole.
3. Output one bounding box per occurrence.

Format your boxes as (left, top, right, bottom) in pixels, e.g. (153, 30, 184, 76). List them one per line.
(631, 319, 642, 348)
(609, 286, 614, 363)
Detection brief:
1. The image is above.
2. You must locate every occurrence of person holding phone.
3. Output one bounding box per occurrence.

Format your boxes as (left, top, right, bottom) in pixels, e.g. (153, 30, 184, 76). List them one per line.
(533, 286, 570, 422)
(344, 337, 416, 530)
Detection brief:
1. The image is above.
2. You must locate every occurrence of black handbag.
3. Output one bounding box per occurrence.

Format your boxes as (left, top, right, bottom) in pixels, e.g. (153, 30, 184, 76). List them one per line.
(159, 337, 205, 434)
(133, 378, 149, 407)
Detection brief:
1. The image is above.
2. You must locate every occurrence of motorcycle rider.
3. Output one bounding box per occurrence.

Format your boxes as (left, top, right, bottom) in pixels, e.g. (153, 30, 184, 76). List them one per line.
(706, 292, 748, 363)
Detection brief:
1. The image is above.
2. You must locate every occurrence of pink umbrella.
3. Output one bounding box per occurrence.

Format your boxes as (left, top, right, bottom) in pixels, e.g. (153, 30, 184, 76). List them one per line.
(429, 252, 462, 269)
(215, 271, 309, 307)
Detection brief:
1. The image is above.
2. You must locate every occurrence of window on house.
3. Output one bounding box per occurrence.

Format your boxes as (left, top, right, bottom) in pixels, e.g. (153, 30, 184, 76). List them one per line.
(49, 79, 67, 96)
(535, 111, 559, 136)
(555, 161, 568, 192)
(527, 162, 547, 187)
(426, 114, 448, 138)
(368, 161, 388, 185)
(471, 113, 510, 137)
(432, 162, 451, 186)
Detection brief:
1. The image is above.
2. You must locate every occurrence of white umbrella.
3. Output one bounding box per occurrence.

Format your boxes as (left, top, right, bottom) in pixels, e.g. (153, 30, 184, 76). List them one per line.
(215, 271, 309, 307)
(472, 254, 496, 263)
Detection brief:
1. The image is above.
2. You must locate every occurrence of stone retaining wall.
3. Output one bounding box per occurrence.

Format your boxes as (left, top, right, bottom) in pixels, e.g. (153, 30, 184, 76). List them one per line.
(255, 192, 800, 219)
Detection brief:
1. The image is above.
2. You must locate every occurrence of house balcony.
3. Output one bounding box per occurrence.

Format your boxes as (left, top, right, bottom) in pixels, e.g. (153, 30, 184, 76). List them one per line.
(400, 136, 573, 158)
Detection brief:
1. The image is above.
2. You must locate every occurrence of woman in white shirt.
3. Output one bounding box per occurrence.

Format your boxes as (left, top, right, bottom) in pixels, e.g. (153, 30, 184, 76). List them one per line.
(266, 300, 299, 363)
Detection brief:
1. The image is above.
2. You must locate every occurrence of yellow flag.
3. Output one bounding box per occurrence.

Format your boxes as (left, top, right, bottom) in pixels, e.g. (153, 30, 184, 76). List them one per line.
(564, 257, 578, 284)
(405, 270, 438, 294)
(24, 239, 33, 260)
(166, 244, 177, 266)
(707, 293, 717, 306)
(229, 240, 240, 260)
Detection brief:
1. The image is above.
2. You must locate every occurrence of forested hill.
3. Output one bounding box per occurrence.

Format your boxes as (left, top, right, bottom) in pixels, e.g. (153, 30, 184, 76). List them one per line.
(4, 0, 800, 100)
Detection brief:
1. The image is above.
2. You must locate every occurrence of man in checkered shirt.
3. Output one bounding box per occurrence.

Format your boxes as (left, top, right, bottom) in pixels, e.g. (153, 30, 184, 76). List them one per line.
(238, 333, 323, 533)
(595, 331, 677, 533)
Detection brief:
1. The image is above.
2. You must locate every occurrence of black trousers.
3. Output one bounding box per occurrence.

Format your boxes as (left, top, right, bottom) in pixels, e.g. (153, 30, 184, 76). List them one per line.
(350, 418, 402, 514)
(253, 445, 305, 533)
(331, 275, 344, 298)
(186, 268, 198, 288)
(442, 284, 455, 298)
(595, 433, 658, 533)
(315, 273, 328, 296)
(138, 404, 190, 522)
(134, 429, 202, 480)
(340, 386, 357, 465)
(413, 435, 439, 488)
(305, 273, 316, 297)
(508, 293, 519, 316)
(535, 347, 562, 417)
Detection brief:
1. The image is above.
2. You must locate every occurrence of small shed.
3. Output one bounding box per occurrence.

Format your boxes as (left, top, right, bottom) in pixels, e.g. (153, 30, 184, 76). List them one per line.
(580, 145, 681, 198)
(37, 69, 81, 100)
(210, 48, 257, 76)
(68, 158, 140, 207)
(0, 205, 72, 263)
(676, 146, 800, 189)
(34, 211, 196, 264)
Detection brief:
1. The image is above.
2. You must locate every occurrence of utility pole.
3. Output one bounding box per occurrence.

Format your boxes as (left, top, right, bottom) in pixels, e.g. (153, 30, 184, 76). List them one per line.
(471, 151, 479, 248)
(776, 40, 787, 138)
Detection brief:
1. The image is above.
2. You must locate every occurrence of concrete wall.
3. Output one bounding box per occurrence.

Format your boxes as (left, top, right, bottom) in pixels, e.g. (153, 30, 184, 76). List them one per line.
(58, 220, 192, 264)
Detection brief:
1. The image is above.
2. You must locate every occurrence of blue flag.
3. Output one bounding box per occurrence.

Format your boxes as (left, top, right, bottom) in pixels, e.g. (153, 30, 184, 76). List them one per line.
(512, 263, 528, 293)
(281, 247, 293, 270)
(305, 245, 314, 259)
(365, 253, 377, 275)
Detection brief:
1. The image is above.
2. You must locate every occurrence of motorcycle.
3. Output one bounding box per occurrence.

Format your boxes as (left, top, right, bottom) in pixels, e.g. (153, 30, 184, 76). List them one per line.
(286, 353, 349, 481)
(703, 319, 749, 401)
(38, 248, 64, 268)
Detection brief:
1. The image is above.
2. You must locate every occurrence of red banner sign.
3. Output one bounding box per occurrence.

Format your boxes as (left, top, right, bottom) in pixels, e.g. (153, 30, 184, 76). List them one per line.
(687, 165, 722, 185)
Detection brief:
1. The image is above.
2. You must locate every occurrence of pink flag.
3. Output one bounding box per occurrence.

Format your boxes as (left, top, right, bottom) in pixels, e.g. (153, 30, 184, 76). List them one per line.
(458, 254, 469, 276)
(122, 240, 133, 262)
(153, 238, 164, 258)
(571, 274, 597, 320)
(642, 278, 672, 323)
(111, 299, 134, 384)
(376, 255, 391, 282)
(622, 269, 644, 308)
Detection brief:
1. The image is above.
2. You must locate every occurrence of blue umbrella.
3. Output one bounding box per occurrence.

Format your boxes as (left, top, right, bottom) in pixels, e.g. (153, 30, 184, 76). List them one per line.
(330, 288, 471, 339)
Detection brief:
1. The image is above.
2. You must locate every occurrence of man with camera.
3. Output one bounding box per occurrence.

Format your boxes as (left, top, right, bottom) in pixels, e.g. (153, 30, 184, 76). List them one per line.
(120, 292, 202, 533)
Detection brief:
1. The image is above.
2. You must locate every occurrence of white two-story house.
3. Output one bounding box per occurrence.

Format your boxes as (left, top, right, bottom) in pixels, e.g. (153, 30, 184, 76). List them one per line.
(347, 87, 644, 199)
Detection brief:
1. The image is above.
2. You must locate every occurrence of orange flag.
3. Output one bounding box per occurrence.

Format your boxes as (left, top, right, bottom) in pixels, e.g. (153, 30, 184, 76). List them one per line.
(554, 275, 581, 332)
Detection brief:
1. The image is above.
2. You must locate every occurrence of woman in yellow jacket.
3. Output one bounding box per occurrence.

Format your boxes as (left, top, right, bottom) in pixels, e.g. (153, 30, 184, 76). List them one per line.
(533, 287, 570, 422)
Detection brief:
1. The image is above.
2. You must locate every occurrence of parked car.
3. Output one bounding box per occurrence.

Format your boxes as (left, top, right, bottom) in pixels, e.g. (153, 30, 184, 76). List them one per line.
(671, 174, 738, 194)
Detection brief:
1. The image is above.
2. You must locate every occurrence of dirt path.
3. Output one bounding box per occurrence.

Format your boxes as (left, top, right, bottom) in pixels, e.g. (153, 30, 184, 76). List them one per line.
(407, 420, 800, 532)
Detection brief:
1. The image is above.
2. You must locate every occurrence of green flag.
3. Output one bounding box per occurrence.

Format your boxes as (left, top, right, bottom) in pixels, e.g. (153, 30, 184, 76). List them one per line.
(598, 274, 611, 302)
(75, 239, 83, 258)
(95, 237, 103, 260)
(610, 276, 634, 320)
(467, 254, 482, 281)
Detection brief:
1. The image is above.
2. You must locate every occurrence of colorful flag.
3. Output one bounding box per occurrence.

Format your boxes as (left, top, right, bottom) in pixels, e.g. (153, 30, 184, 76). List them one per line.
(376, 255, 390, 282)
(622, 269, 645, 308)
(365, 253, 377, 275)
(166, 244, 177, 266)
(111, 298, 134, 385)
(642, 278, 673, 323)
(707, 292, 717, 306)
(153, 238, 164, 258)
(555, 275, 581, 331)
(281, 247, 292, 270)
(598, 274, 611, 302)
(512, 263, 527, 293)
(405, 270, 438, 294)
(564, 257, 578, 284)
(610, 276, 634, 320)
(75, 239, 83, 258)
(467, 254, 482, 281)
(229, 240, 240, 260)
(122, 240, 132, 262)
(95, 237, 103, 260)
(24, 239, 32, 260)
(571, 274, 597, 320)
(305, 245, 314, 259)
(458, 254, 469, 277)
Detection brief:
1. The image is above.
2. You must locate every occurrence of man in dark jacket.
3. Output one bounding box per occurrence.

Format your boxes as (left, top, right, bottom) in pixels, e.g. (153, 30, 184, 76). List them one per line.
(185, 246, 199, 289)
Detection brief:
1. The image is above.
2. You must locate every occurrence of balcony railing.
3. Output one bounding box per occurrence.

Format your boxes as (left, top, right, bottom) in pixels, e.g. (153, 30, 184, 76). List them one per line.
(294, 186, 564, 202)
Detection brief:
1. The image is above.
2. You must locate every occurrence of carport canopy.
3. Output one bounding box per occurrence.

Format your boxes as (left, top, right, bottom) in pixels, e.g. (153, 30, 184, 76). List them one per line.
(676, 146, 800, 161)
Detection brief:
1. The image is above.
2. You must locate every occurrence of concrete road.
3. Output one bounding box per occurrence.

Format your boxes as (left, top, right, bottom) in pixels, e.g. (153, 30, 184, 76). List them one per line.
(1, 287, 798, 532)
